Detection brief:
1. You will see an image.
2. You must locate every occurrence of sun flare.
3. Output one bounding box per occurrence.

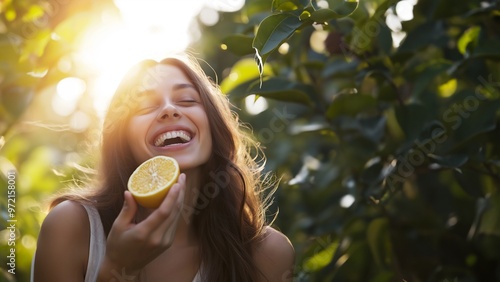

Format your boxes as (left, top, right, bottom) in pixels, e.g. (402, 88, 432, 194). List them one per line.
(73, 0, 207, 117)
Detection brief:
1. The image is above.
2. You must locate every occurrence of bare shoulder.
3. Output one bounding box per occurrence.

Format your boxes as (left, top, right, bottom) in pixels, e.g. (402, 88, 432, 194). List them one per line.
(39, 200, 90, 239)
(258, 226, 295, 256)
(254, 226, 295, 281)
(34, 200, 90, 281)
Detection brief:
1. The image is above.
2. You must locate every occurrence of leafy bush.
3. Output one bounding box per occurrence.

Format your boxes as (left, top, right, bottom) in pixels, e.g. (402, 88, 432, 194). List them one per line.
(192, 0, 500, 280)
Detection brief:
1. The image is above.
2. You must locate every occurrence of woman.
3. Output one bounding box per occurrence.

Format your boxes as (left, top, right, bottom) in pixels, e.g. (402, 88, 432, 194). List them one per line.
(32, 55, 294, 281)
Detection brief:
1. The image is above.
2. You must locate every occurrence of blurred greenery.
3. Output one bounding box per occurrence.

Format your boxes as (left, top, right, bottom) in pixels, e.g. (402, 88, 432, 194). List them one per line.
(0, 0, 113, 281)
(1, 0, 500, 281)
(191, 0, 500, 281)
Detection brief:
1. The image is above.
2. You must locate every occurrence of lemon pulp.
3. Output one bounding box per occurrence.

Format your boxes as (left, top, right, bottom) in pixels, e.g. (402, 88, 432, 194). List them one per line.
(127, 156, 180, 208)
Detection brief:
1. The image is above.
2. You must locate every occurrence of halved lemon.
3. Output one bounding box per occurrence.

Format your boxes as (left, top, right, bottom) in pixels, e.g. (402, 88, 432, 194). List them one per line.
(127, 156, 180, 209)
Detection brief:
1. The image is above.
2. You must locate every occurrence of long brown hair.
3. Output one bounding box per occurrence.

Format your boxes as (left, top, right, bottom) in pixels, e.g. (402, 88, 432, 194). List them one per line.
(51, 55, 270, 281)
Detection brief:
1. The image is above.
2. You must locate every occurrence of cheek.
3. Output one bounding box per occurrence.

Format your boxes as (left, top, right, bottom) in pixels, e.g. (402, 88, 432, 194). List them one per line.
(128, 115, 150, 135)
(126, 117, 150, 152)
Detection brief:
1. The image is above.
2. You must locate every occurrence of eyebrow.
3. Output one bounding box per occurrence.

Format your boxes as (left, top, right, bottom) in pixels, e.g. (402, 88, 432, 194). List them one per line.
(172, 83, 196, 91)
(135, 83, 197, 99)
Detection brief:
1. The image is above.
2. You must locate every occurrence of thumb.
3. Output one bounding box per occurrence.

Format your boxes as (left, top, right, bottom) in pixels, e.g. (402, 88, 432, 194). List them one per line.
(115, 191, 138, 226)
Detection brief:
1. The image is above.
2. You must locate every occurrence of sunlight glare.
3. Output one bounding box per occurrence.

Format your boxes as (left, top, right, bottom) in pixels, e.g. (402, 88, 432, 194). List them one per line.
(53, 77, 86, 117)
(199, 8, 219, 26)
(205, 0, 245, 12)
(56, 77, 86, 102)
(52, 94, 76, 117)
(76, 0, 207, 118)
(395, 0, 416, 21)
(385, 0, 417, 48)
(340, 194, 355, 208)
(70, 111, 91, 132)
(245, 95, 269, 115)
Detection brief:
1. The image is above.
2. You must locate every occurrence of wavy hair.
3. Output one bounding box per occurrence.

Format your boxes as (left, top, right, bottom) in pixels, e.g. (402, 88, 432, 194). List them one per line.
(51, 55, 271, 281)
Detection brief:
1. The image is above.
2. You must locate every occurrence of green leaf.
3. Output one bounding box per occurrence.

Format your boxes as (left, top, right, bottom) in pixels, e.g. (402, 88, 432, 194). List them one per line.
(272, 0, 309, 12)
(412, 61, 451, 99)
(19, 29, 51, 62)
(322, 59, 359, 78)
(395, 103, 432, 141)
(303, 240, 338, 271)
(376, 22, 393, 55)
(221, 34, 254, 56)
(327, 0, 359, 16)
(446, 97, 500, 146)
(472, 38, 500, 59)
(428, 154, 469, 168)
(367, 218, 392, 268)
(398, 21, 447, 53)
(252, 13, 302, 57)
(310, 9, 343, 23)
(478, 194, 500, 236)
(220, 58, 273, 94)
(21, 5, 44, 22)
(457, 26, 480, 56)
(299, 9, 312, 21)
(246, 77, 314, 105)
(327, 94, 378, 119)
(225, 80, 256, 100)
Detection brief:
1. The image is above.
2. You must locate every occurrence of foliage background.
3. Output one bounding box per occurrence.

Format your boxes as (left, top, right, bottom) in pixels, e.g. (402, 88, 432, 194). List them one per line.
(1, 0, 499, 281)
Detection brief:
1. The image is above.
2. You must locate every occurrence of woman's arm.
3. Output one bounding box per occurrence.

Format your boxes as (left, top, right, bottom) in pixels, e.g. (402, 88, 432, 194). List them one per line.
(35, 174, 186, 281)
(254, 226, 295, 282)
(33, 201, 89, 282)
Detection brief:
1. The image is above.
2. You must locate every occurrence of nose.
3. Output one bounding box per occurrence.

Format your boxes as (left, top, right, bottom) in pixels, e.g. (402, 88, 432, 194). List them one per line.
(157, 103, 180, 120)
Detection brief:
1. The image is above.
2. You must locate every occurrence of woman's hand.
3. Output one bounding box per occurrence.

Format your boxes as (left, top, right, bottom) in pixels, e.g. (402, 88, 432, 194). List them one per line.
(98, 173, 186, 280)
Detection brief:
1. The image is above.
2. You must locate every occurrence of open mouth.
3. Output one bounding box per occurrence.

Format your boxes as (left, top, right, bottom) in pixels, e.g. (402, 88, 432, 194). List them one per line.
(154, 130, 192, 147)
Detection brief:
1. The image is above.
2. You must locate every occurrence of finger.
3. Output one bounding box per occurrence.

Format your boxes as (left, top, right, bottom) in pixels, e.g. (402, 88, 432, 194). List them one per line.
(155, 174, 186, 233)
(176, 173, 186, 206)
(158, 173, 185, 214)
(145, 174, 186, 241)
(139, 178, 183, 230)
(114, 191, 138, 228)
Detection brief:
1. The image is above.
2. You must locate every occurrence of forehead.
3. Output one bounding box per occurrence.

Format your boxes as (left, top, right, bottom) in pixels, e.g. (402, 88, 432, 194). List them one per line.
(138, 64, 193, 92)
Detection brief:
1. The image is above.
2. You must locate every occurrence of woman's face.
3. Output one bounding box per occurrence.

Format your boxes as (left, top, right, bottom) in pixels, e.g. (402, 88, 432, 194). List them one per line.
(125, 64, 212, 171)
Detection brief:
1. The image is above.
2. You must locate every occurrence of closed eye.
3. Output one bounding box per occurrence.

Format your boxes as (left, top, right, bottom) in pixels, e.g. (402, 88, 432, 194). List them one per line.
(178, 100, 198, 106)
(134, 105, 159, 115)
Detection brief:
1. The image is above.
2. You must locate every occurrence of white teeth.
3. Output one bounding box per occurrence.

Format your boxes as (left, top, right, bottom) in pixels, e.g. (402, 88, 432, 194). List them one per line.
(154, 130, 192, 147)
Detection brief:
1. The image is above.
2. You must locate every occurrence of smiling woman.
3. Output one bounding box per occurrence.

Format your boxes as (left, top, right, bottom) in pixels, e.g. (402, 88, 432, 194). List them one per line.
(32, 54, 295, 282)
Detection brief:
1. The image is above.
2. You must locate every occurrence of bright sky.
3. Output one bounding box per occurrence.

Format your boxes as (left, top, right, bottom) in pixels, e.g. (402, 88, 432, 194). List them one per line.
(55, 0, 245, 119)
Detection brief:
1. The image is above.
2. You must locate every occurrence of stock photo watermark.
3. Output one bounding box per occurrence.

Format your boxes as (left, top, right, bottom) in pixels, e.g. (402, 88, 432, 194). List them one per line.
(5, 170, 17, 275)
(386, 74, 498, 188)
(109, 268, 136, 282)
(256, 107, 295, 144)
